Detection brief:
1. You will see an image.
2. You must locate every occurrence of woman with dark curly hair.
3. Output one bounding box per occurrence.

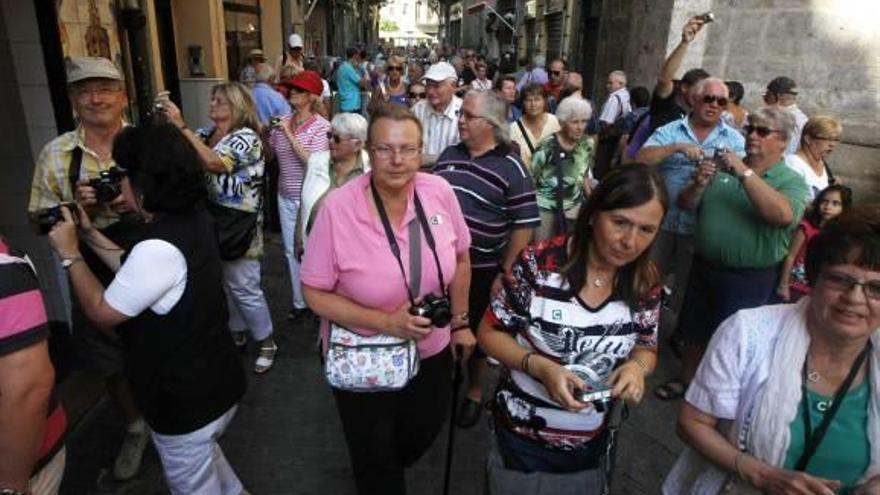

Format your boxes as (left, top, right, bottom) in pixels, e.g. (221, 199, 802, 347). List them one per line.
(666, 204, 880, 495)
(46, 123, 247, 495)
(478, 165, 668, 493)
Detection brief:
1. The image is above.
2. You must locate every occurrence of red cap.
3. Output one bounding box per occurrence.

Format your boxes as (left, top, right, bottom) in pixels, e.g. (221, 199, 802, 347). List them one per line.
(281, 70, 323, 96)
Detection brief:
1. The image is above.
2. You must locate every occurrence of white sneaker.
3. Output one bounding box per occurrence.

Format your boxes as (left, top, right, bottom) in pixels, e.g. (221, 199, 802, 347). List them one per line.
(113, 419, 149, 480)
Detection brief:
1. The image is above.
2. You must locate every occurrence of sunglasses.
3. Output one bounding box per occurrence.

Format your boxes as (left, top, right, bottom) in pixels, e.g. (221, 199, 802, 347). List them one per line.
(408, 92, 427, 99)
(701, 95, 729, 106)
(549, 70, 562, 76)
(387, 66, 403, 72)
(326, 132, 355, 144)
(743, 124, 780, 138)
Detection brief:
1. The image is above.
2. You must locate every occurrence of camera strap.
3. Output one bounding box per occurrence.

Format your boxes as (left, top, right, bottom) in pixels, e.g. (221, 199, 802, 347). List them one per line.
(795, 341, 871, 471)
(68, 147, 83, 199)
(370, 179, 448, 307)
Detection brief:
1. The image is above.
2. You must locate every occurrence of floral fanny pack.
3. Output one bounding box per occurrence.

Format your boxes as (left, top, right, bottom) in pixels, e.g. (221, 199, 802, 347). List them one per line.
(324, 322, 420, 391)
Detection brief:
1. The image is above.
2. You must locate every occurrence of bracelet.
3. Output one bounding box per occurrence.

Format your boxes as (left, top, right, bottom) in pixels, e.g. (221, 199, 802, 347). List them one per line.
(452, 311, 470, 322)
(521, 351, 536, 375)
(734, 451, 746, 481)
(451, 324, 470, 333)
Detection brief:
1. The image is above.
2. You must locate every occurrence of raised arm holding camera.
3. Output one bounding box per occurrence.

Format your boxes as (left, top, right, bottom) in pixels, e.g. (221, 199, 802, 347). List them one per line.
(45, 124, 248, 495)
(26, 57, 150, 482)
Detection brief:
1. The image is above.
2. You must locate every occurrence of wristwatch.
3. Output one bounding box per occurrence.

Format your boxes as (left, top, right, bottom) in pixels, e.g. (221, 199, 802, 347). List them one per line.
(61, 256, 83, 270)
(739, 168, 755, 181)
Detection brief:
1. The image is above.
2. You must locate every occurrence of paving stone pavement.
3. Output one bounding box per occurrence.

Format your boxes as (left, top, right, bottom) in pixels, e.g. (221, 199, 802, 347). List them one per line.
(60, 233, 686, 495)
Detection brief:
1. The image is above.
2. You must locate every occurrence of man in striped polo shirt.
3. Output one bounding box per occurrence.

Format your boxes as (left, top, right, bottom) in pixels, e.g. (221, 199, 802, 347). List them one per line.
(434, 90, 540, 429)
(413, 61, 463, 168)
(0, 238, 67, 494)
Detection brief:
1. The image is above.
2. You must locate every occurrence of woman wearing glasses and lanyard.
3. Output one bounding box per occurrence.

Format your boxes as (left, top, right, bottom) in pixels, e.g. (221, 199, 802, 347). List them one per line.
(665, 205, 880, 495)
(267, 70, 331, 322)
(302, 105, 475, 494)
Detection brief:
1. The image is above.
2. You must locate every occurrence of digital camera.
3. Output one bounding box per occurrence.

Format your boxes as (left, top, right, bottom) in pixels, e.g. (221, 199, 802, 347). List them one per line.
(566, 364, 615, 413)
(36, 203, 78, 234)
(696, 11, 715, 23)
(88, 167, 126, 203)
(409, 293, 452, 328)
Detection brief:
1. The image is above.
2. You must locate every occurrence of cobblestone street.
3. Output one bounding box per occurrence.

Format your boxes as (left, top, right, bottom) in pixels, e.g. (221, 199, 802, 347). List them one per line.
(60, 232, 686, 495)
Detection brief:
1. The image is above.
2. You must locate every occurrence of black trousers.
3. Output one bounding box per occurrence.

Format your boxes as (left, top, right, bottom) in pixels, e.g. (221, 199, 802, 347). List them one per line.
(469, 265, 500, 358)
(333, 347, 453, 495)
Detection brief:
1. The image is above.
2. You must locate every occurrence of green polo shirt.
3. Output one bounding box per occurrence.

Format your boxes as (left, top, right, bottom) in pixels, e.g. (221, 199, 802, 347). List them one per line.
(695, 160, 807, 269)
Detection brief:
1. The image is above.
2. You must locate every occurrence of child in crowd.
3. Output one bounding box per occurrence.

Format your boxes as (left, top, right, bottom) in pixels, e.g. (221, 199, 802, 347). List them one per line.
(777, 184, 852, 302)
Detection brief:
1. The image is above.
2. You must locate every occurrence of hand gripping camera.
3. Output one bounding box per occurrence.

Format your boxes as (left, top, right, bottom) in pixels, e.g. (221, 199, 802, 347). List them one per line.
(566, 364, 614, 413)
(36, 202, 79, 234)
(88, 167, 126, 203)
(408, 294, 453, 328)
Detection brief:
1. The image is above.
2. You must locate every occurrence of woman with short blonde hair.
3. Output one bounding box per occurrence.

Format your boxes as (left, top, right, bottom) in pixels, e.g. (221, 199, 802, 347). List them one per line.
(786, 114, 843, 201)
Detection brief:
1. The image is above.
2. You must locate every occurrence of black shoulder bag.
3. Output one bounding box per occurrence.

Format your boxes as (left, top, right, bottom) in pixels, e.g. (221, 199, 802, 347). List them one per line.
(551, 135, 570, 237)
(515, 119, 536, 156)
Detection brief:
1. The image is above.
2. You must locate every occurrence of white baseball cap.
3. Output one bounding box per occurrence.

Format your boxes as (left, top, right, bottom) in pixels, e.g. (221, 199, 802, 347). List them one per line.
(288, 34, 304, 49)
(423, 62, 457, 82)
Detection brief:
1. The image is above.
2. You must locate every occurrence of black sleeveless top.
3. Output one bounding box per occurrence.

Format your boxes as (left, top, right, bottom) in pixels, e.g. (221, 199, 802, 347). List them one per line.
(116, 205, 246, 434)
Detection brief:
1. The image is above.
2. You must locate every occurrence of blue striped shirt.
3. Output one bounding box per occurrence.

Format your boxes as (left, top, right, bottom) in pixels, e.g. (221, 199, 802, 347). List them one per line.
(434, 143, 540, 268)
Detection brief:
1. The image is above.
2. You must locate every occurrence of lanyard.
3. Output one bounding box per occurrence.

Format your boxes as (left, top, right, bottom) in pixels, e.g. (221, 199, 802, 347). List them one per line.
(795, 341, 871, 471)
(369, 179, 448, 305)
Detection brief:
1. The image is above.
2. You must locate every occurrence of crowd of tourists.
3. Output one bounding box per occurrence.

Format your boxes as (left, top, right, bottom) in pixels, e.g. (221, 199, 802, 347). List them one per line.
(2, 14, 878, 495)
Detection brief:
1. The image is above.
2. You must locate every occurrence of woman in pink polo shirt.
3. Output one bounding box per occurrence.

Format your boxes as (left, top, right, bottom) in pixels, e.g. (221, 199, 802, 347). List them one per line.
(301, 104, 475, 494)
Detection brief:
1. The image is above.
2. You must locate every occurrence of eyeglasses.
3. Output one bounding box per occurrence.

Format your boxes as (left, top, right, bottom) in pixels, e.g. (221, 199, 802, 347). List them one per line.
(73, 85, 123, 100)
(743, 125, 781, 138)
(387, 66, 403, 72)
(701, 95, 729, 107)
(459, 110, 485, 122)
(326, 132, 356, 144)
(549, 70, 562, 76)
(289, 86, 308, 94)
(821, 271, 880, 300)
(370, 145, 421, 160)
(408, 92, 427, 99)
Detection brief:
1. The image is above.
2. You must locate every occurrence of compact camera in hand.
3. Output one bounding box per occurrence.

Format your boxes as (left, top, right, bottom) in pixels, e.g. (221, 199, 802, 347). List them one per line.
(566, 364, 615, 413)
(36, 202, 79, 234)
(409, 293, 453, 328)
(88, 167, 126, 203)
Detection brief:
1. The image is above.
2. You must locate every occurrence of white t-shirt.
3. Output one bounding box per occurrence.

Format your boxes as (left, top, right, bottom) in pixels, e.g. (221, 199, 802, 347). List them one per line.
(105, 240, 188, 317)
(321, 79, 332, 99)
(784, 153, 827, 202)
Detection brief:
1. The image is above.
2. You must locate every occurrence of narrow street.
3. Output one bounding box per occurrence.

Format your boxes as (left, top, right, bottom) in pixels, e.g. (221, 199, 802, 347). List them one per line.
(60, 232, 686, 495)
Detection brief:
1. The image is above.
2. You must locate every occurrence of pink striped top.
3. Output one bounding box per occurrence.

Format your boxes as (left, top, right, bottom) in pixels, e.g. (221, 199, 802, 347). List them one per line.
(269, 113, 331, 199)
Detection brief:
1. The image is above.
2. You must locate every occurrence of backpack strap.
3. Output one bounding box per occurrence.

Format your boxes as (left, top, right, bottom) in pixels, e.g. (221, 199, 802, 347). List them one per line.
(515, 119, 535, 155)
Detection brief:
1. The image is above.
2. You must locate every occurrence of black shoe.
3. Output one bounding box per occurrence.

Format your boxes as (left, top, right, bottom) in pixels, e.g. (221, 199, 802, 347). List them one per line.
(456, 398, 482, 429)
(287, 307, 310, 321)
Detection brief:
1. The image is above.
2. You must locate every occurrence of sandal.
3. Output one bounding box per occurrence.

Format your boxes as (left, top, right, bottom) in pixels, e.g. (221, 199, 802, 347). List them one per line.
(232, 332, 248, 348)
(654, 380, 687, 401)
(254, 342, 278, 374)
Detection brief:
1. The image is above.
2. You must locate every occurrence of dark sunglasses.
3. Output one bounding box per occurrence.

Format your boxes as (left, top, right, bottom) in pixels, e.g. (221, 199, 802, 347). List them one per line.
(702, 95, 729, 106)
(743, 125, 780, 138)
(408, 92, 427, 99)
(326, 131, 354, 144)
(387, 66, 403, 72)
(549, 70, 562, 76)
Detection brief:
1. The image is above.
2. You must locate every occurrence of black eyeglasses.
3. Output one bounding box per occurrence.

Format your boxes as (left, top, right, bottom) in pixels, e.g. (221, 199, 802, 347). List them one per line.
(743, 124, 780, 138)
(387, 66, 403, 72)
(549, 70, 562, 76)
(702, 95, 729, 107)
(408, 92, 427, 99)
(821, 271, 880, 300)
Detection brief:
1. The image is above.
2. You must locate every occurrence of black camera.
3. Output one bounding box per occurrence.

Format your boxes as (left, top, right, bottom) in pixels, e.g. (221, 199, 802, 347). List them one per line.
(88, 167, 125, 203)
(409, 293, 452, 328)
(36, 203, 79, 234)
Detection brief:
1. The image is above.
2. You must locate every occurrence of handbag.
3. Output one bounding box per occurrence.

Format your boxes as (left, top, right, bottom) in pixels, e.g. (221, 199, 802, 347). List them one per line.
(324, 181, 447, 391)
(206, 202, 258, 261)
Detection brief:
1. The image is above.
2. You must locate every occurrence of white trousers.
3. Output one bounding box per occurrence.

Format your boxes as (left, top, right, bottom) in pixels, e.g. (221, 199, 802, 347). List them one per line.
(277, 194, 306, 309)
(222, 257, 273, 341)
(29, 447, 65, 495)
(151, 406, 244, 495)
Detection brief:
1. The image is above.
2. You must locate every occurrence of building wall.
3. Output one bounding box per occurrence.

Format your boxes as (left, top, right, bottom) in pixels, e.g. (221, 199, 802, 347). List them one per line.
(0, 0, 68, 320)
(172, 0, 227, 78)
